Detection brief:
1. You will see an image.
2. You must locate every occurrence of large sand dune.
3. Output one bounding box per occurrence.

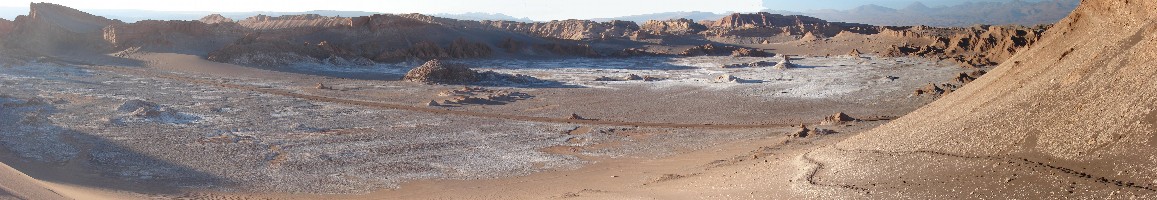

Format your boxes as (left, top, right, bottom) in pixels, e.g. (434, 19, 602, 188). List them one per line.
(805, 0, 1157, 198)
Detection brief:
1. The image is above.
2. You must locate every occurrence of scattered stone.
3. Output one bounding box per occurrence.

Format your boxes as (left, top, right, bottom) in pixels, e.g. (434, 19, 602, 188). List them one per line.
(914, 83, 946, 96)
(594, 74, 653, 81)
(426, 100, 440, 107)
(315, 82, 331, 90)
(568, 113, 585, 120)
(624, 74, 644, 80)
(822, 112, 859, 125)
(730, 48, 772, 57)
(642, 75, 661, 81)
(955, 70, 987, 84)
(812, 128, 837, 135)
(723, 61, 776, 68)
(788, 124, 810, 138)
(715, 74, 740, 83)
(594, 76, 618, 81)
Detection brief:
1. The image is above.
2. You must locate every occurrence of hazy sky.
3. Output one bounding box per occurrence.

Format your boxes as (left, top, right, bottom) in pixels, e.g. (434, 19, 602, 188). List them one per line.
(0, 0, 1037, 21)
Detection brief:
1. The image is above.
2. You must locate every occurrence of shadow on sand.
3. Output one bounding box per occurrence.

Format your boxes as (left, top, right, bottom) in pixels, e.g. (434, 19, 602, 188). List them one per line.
(0, 95, 229, 195)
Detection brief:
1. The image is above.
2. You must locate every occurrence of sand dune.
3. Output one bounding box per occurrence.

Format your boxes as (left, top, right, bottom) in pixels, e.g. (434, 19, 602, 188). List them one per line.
(0, 162, 69, 200)
(804, 0, 1157, 198)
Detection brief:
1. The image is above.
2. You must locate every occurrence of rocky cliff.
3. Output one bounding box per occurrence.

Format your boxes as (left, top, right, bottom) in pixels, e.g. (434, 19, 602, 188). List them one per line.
(103, 19, 241, 54)
(6, 3, 122, 55)
(237, 14, 353, 30)
(705, 12, 877, 37)
(0, 18, 12, 40)
(878, 24, 1049, 67)
(483, 19, 639, 41)
(0, 3, 1052, 69)
(639, 18, 706, 35)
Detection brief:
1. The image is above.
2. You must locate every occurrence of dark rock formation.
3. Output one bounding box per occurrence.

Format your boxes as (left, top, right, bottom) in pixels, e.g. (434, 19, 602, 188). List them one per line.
(679, 44, 769, 57)
(403, 59, 479, 85)
(876, 25, 1048, 67)
(822, 112, 859, 125)
(6, 3, 122, 55)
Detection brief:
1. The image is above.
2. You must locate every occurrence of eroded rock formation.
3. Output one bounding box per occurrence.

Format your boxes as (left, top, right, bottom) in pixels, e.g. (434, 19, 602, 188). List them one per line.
(403, 59, 479, 85)
(640, 18, 706, 35)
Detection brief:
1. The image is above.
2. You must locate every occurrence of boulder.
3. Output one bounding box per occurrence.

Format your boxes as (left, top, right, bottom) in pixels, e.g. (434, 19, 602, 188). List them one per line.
(715, 74, 739, 83)
(788, 125, 811, 138)
(773, 55, 795, 69)
(822, 112, 859, 125)
(568, 113, 585, 120)
(730, 48, 772, 57)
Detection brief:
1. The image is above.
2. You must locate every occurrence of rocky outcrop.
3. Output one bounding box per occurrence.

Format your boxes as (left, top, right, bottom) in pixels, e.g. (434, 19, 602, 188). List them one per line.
(876, 25, 1048, 67)
(705, 12, 876, 37)
(773, 55, 795, 69)
(0, 18, 13, 40)
(821, 112, 858, 125)
(102, 20, 241, 53)
(237, 14, 353, 30)
(639, 18, 706, 35)
(403, 59, 479, 85)
(484, 19, 639, 41)
(199, 14, 233, 24)
(729, 48, 772, 57)
(6, 3, 123, 55)
(679, 44, 770, 57)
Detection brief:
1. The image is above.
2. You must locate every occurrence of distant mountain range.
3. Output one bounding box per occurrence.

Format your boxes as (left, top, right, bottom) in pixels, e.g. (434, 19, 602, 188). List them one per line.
(590, 11, 727, 23)
(1, 0, 1079, 27)
(0, 8, 385, 22)
(430, 12, 532, 22)
(765, 0, 1080, 27)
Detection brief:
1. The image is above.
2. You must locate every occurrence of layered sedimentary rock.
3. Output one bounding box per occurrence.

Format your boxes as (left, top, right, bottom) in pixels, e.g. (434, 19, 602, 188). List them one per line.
(878, 24, 1048, 67)
(640, 18, 706, 35)
(705, 12, 878, 37)
(483, 19, 639, 40)
(6, 3, 122, 55)
(103, 20, 241, 53)
(237, 14, 353, 30)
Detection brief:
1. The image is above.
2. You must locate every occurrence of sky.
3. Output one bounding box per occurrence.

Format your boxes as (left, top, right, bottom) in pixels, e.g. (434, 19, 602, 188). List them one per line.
(0, 0, 1036, 21)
